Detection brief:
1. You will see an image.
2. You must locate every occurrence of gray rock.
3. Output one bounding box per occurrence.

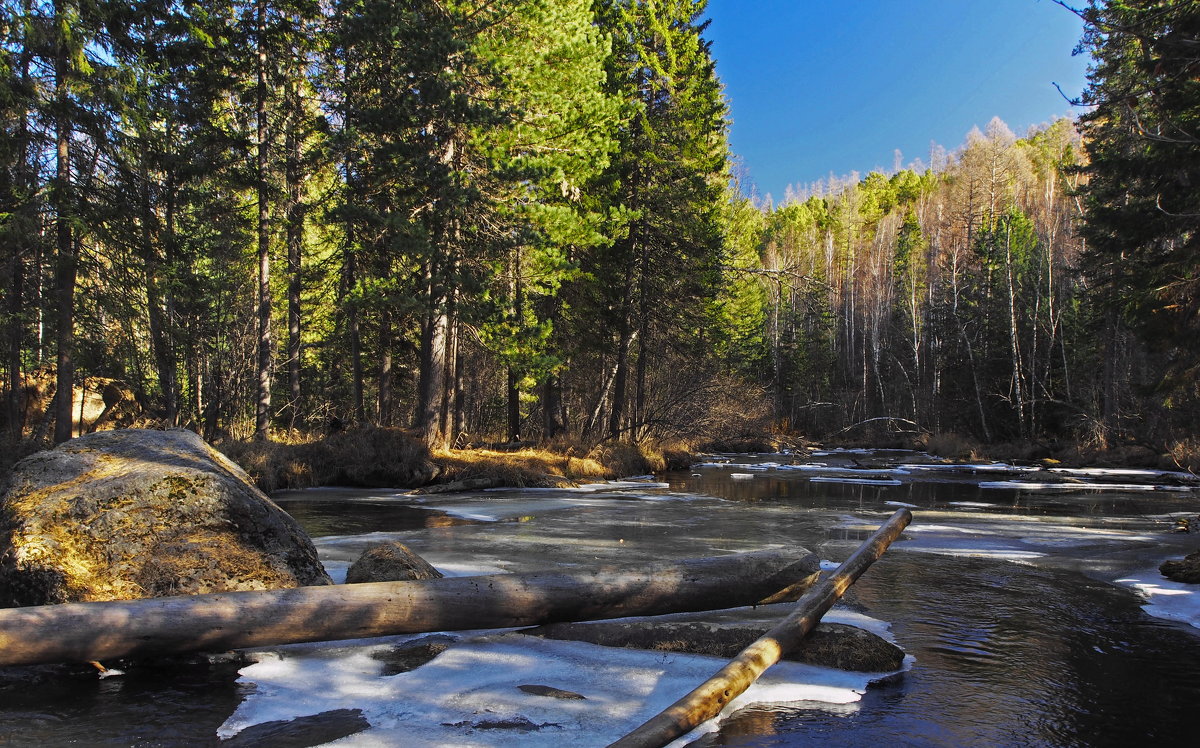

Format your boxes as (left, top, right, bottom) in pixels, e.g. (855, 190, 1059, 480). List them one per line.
(0, 428, 331, 607)
(522, 619, 905, 673)
(345, 541, 443, 584)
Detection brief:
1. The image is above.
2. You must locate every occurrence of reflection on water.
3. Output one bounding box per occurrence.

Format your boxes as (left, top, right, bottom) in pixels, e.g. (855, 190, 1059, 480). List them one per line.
(280, 498, 480, 535)
(2, 451, 1198, 746)
(695, 554, 1200, 747)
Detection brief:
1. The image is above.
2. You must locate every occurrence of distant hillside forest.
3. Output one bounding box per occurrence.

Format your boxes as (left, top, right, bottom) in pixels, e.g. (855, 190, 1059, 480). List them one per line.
(2, 0, 1198, 457)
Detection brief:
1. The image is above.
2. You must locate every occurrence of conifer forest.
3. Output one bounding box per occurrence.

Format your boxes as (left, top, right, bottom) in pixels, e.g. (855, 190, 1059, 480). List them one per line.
(1, 0, 1197, 459)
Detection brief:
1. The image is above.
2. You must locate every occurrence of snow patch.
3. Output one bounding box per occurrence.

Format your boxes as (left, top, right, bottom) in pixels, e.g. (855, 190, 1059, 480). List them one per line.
(1116, 569, 1200, 630)
(219, 632, 888, 746)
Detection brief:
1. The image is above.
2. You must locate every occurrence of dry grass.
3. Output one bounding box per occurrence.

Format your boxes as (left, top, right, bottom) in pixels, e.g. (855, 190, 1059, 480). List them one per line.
(220, 429, 671, 493)
(434, 447, 610, 488)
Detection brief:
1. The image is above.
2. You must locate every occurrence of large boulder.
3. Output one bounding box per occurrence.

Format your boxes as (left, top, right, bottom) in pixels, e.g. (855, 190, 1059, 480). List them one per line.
(0, 428, 331, 607)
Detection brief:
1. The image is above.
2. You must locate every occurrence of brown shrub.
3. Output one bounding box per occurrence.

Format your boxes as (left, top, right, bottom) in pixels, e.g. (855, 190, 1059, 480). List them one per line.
(1166, 438, 1200, 474)
(919, 432, 980, 460)
(587, 440, 662, 477)
(219, 427, 436, 492)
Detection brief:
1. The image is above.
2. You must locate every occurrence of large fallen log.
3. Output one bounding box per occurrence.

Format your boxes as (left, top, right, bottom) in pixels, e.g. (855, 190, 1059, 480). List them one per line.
(0, 548, 819, 668)
(608, 507, 912, 748)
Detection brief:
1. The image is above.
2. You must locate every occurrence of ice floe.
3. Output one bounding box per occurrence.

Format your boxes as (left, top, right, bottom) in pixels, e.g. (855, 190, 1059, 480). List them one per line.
(218, 627, 894, 747)
(809, 477, 903, 486)
(1115, 569, 1200, 630)
(979, 480, 1194, 492)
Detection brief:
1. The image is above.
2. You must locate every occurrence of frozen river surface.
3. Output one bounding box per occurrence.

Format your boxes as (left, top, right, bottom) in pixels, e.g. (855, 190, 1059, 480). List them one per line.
(3, 450, 1200, 746)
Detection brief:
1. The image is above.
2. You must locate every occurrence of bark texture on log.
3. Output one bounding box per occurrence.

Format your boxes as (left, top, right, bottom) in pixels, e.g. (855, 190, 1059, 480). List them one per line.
(0, 549, 819, 668)
(608, 508, 912, 748)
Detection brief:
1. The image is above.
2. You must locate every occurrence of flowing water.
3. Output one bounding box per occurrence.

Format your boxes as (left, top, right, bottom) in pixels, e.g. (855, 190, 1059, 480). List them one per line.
(3, 450, 1200, 746)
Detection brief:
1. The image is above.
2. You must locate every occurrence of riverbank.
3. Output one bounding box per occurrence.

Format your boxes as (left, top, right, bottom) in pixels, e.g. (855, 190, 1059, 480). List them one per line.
(216, 427, 697, 494)
(2, 426, 1195, 494)
(220, 428, 1196, 496)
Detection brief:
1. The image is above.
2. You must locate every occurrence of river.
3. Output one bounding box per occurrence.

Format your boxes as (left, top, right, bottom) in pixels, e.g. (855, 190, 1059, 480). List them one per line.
(2, 449, 1199, 746)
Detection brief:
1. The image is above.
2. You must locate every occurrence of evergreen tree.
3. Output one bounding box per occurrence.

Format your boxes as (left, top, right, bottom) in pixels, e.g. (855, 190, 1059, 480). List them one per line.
(587, 0, 729, 441)
(1076, 0, 1200, 391)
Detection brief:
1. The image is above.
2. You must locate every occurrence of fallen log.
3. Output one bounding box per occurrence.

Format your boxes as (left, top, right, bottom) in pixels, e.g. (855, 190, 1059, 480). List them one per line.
(608, 507, 912, 748)
(0, 549, 819, 668)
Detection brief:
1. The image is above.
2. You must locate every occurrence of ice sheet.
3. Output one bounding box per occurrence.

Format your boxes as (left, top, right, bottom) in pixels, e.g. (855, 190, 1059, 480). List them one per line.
(810, 477, 903, 486)
(218, 632, 889, 746)
(979, 480, 1193, 492)
(1115, 568, 1200, 630)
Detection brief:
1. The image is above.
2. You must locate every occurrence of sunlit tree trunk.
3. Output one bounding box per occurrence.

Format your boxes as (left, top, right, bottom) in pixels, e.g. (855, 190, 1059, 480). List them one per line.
(253, 0, 272, 441)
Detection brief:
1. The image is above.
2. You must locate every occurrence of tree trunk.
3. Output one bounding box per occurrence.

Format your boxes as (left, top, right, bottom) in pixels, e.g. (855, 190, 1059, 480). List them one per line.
(141, 163, 178, 427)
(418, 305, 450, 450)
(253, 0, 272, 441)
(377, 307, 392, 426)
(507, 368, 520, 443)
(608, 245, 637, 440)
(452, 318, 465, 440)
(6, 15, 33, 441)
(542, 373, 565, 440)
(0, 550, 820, 669)
(5, 241, 22, 442)
(51, 1, 75, 445)
(285, 80, 303, 433)
(608, 509, 911, 748)
(346, 245, 365, 424)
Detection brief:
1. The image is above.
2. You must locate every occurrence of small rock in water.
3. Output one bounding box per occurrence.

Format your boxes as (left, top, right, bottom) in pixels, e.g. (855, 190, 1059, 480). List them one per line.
(446, 716, 558, 731)
(345, 541, 443, 584)
(371, 634, 457, 675)
(220, 708, 370, 747)
(518, 684, 587, 700)
(1160, 550, 1200, 583)
(1172, 516, 1200, 533)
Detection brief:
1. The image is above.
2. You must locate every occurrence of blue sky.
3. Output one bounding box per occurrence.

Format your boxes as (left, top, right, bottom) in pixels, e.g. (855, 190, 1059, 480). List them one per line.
(704, 0, 1091, 201)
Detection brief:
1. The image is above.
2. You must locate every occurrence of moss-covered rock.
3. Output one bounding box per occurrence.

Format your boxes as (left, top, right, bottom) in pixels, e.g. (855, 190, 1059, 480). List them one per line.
(0, 428, 331, 607)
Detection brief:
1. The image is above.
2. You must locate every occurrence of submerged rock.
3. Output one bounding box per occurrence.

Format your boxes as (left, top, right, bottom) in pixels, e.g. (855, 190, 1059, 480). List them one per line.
(220, 708, 370, 747)
(0, 428, 331, 607)
(522, 619, 905, 672)
(344, 541, 443, 584)
(518, 684, 587, 700)
(371, 634, 457, 675)
(1160, 550, 1200, 584)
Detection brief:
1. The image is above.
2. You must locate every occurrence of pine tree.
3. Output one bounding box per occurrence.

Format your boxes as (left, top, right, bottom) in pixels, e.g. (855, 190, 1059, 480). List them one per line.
(587, 0, 729, 441)
(1076, 0, 1200, 390)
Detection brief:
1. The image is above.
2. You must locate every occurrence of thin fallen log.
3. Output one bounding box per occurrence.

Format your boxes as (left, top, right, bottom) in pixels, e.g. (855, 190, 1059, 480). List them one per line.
(608, 507, 912, 748)
(0, 549, 819, 668)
